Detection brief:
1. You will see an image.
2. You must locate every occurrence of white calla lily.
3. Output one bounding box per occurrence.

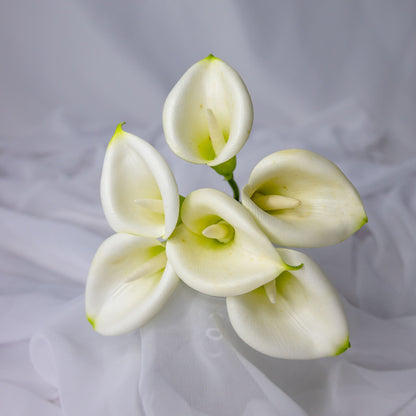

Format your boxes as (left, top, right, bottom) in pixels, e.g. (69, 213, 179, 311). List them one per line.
(242, 149, 367, 247)
(163, 55, 253, 167)
(101, 124, 179, 239)
(166, 188, 300, 297)
(86, 233, 179, 335)
(227, 248, 350, 359)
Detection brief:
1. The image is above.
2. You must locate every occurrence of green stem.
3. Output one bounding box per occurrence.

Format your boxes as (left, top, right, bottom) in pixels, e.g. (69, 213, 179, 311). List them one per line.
(227, 176, 240, 201)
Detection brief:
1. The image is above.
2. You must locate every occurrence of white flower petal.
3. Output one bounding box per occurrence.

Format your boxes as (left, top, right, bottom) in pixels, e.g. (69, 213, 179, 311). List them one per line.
(85, 233, 179, 335)
(166, 188, 289, 296)
(101, 124, 179, 239)
(163, 55, 253, 166)
(242, 149, 368, 247)
(227, 248, 350, 359)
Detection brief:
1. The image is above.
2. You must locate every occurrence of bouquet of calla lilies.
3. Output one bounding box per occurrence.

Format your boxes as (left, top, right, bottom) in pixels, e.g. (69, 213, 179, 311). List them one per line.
(85, 55, 367, 359)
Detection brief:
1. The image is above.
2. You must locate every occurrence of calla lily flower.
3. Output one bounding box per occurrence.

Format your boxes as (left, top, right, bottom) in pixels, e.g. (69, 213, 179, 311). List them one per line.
(227, 248, 350, 359)
(101, 123, 179, 239)
(163, 55, 253, 168)
(86, 233, 179, 335)
(166, 188, 301, 297)
(241, 149, 367, 247)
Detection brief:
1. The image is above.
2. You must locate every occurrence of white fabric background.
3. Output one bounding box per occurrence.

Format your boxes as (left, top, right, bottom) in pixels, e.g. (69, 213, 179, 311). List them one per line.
(1, 1, 416, 415)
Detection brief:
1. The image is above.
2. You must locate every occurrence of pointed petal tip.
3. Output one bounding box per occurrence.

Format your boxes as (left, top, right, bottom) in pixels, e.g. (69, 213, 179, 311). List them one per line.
(284, 262, 304, 271)
(87, 315, 96, 330)
(334, 338, 351, 356)
(108, 122, 127, 147)
(353, 215, 368, 235)
(114, 122, 127, 136)
(204, 53, 217, 60)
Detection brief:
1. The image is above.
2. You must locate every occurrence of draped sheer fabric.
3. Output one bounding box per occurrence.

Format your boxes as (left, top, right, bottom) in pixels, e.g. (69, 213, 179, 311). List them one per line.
(1, 2, 416, 415)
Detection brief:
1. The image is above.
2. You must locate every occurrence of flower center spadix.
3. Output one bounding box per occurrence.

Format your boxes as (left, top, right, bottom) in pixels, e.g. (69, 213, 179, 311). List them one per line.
(134, 198, 164, 214)
(264, 280, 277, 304)
(206, 108, 226, 157)
(263, 263, 304, 304)
(251, 192, 301, 211)
(125, 251, 167, 283)
(202, 220, 235, 244)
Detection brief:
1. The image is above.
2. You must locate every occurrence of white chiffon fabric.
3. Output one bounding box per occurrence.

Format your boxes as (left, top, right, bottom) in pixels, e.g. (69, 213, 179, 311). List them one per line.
(2, 1, 416, 415)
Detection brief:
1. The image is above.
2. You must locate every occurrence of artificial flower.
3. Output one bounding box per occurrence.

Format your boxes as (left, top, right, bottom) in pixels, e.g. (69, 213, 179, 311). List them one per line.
(166, 188, 301, 297)
(101, 123, 179, 239)
(162, 55, 253, 171)
(86, 234, 178, 335)
(227, 248, 350, 359)
(241, 149, 367, 247)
